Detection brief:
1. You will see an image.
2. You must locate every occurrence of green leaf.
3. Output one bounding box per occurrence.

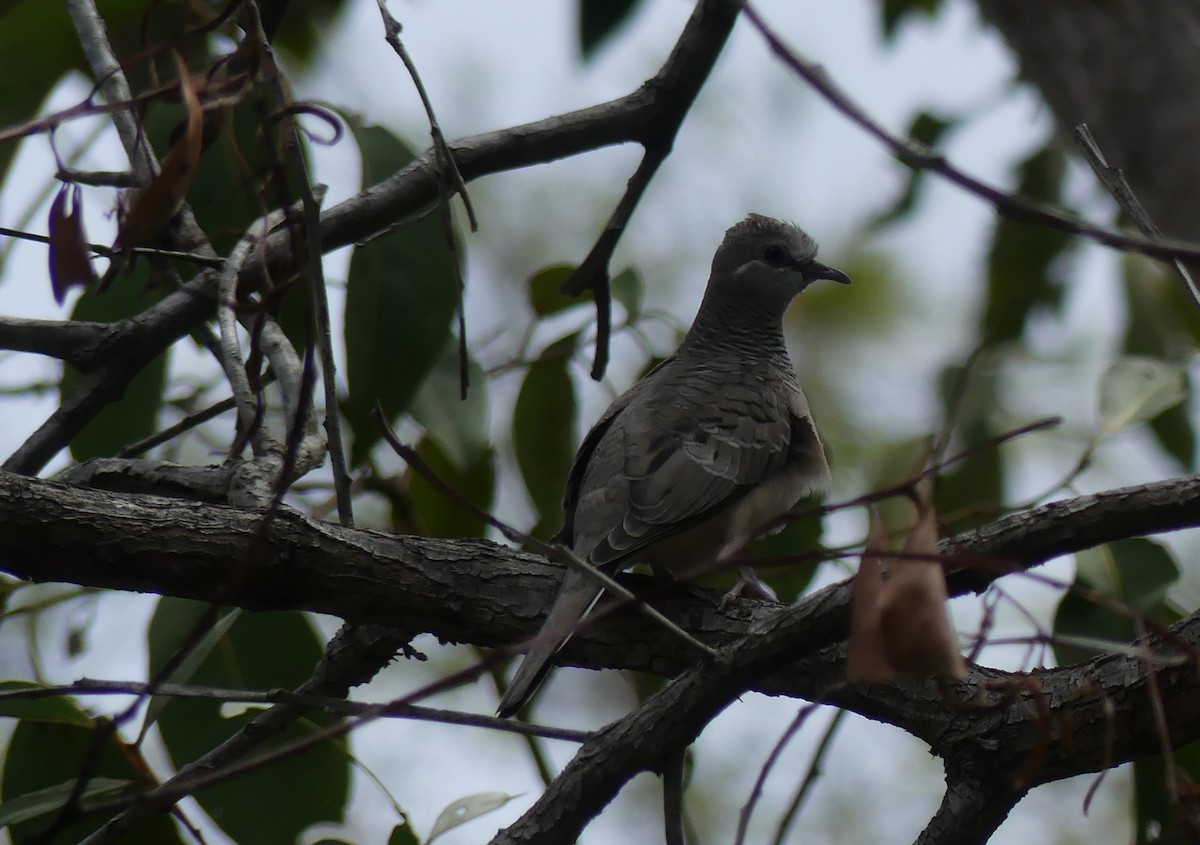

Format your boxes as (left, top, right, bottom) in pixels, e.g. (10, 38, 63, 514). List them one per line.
(579, 0, 640, 58)
(749, 497, 825, 603)
(933, 357, 1004, 528)
(270, 0, 351, 63)
(408, 345, 489, 469)
(388, 821, 422, 845)
(1121, 256, 1197, 468)
(137, 606, 242, 742)
(344, 125, 459, 466)
(1053, 538, 1180, 665)
(528, 264, 582, 317)
(0, 777, 137, 828)
(1133, 742, 1200, 843)
(61, 265, 168, 461)
(428, 791, 519, 843)
(150, 598, 349, 845)
(879, 0, 946, 40)
(1096, 356, 1188, 438)
(513, 345, 577, 538)
(869, 111, 955, 229)
(982, 145, 1072, 344)
(0, 681, 92, 727)
(1, 721, 181, 844)
(611, 267, 644, 320)
(401, 437, 496, 539)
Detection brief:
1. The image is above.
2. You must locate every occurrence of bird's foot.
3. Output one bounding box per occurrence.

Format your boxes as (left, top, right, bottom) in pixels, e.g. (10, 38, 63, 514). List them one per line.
(720, 566, 779, 607)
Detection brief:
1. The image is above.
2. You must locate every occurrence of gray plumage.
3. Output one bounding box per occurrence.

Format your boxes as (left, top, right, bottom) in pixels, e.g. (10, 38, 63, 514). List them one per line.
(497, 214, 849, 717)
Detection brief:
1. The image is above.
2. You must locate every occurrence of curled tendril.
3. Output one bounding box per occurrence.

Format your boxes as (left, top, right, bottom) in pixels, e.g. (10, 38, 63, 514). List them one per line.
(272, 102, 344, 147)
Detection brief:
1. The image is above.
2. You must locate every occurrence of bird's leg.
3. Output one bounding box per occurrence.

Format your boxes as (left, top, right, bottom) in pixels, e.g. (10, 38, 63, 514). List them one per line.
(721, 565, 779, 606)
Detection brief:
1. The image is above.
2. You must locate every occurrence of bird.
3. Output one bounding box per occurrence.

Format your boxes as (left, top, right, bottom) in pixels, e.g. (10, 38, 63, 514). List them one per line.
(496, 214, 849, 718)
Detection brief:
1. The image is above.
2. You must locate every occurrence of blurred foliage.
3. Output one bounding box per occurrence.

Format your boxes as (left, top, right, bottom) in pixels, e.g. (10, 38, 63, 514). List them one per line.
(149, 598, 350, 844)
(61, 264, 167, 461)
(1, 707, 181, 843)
(343, 125, 459, 466)
(0, 0, 346, 185)
(870, 110, 957, 230)
(1123, 255, 1198, 469)
(878, 0, 947, 40)
(982, 147, 1073, 343)
(514, 334, 579, 540)
(1053, 538, 1179, 665)
(579, 0, 642, 58)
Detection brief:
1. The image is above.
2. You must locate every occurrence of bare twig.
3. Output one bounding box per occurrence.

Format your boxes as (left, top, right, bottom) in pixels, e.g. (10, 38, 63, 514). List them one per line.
(1074, 123, 1200, 312)
(65, 0, 157, 184)
(771, 709, 845, 845)
(743, 4, 1200, 268)
(734, 702, 820, 845)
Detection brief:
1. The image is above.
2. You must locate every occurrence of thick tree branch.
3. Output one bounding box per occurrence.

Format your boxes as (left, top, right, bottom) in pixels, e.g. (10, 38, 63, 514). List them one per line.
(4, 470, 1200, 841)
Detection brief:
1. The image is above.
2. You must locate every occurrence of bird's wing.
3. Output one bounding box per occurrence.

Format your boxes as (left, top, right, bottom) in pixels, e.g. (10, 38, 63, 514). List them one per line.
(573, 362, 799, 567)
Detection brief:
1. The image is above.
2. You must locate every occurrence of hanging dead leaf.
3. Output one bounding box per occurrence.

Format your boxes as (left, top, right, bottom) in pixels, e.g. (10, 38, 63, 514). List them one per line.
(48, 183, 97, 304)
(847, 490, 968, 683)
(113, 51, 203, 252)
(846, 509, 894, 683)
(879, 495, 968, 679)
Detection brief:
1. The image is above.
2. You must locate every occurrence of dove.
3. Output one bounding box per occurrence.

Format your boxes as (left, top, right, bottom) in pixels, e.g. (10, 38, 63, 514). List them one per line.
(497, 214, 849, 717)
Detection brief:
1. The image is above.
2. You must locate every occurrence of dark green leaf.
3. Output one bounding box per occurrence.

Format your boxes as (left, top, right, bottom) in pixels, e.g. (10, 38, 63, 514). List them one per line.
(61, 265, 167, 461)
(138, 606, 242, 741)
(1053, 538, 1180, 665)
(611, 267, 644, 320)
(388, 821, 422, 845)
(401, 437, 496, 539)
(513, 348, 577, 539)
(1, 721, 180, 844)
(0, 777, 137, 828)
(933, 359, 1004, 527)
(880, 0, 946, 41)
(1133, 741, 1200, 844)
(982, 145, 1072, 343)
(408, 345, 489, 469)
(1122, 258, 1197, 469)
(0, 681, 92, 727)
(269, 0, 351, 62)
(150, 598, 349, 844)
(869, 111, 955, 230)
(579, 0, 640, 58)
(529, 264, 582, 317)
(344, 125, 459, 466)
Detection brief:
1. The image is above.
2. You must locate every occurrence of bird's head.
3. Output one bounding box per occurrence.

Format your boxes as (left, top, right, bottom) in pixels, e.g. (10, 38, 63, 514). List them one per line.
(709, 214, 850, 312)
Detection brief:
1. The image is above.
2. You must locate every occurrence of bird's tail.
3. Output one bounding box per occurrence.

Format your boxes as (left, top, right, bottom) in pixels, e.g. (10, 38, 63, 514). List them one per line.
(496, 567, 602, 718)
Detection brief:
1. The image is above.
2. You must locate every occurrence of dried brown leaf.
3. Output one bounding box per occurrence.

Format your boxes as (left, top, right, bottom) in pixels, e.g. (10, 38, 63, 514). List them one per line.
(879, 496, 968, 679)
(846, 510, 895, 683)
(114, 52, 203, 251)
(48, 183, 97, 304)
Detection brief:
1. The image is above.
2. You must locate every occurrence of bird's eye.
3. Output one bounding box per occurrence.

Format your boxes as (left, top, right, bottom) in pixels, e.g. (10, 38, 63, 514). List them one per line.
(762, 245, 788, 267)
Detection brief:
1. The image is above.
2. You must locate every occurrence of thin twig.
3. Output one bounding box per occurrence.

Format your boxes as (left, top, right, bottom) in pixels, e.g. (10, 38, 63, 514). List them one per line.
(0, 678, 589, 743)
(0, 225, 225, 267)
(65, 0, 157, 184)
(375, 0, 476, 398)
(1073, 123, 1200, 312)
(734, 702, 820, 845)
(743, 4, 1200, 269)
(771, 709, 846, 845)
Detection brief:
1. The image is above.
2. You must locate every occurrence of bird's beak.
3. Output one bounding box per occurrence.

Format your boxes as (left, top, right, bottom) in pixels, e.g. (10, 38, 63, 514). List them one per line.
(805, 261, 852, 285)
